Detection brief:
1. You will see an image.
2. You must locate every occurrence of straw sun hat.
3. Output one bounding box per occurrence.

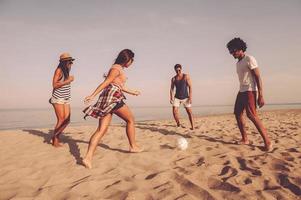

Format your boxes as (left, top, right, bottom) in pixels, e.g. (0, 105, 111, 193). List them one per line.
(59, 52, 75, 62)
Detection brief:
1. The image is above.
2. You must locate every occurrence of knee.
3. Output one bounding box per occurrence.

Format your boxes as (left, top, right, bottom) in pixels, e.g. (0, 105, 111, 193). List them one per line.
(97, 127, 109, 135)
(234, 112, 243, 121)
(66, 115, 71, 123)
(186, 108, 192, 114)
(63, 116, 70, 125)
(126, 116, 135, 125)
(65, 118, 70, 125)
(57, 117, 65, 125)
(246, 112, 257, 121)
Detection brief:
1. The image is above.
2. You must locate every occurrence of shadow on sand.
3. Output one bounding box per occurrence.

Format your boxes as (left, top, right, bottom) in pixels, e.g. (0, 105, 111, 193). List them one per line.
(22, 129, 129, 165)
(135, 122, 192, 138)
(135, 122, 273, 153)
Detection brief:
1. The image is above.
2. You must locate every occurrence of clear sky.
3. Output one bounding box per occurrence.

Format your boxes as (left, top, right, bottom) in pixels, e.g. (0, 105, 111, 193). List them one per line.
(1, 0, 301, 109)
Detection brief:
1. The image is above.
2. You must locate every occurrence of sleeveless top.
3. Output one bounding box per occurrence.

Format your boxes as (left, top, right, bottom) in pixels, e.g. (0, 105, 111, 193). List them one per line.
(174, 74, 189, 100)
(52, 72, 71, 100)
(111, 65, 127, 88)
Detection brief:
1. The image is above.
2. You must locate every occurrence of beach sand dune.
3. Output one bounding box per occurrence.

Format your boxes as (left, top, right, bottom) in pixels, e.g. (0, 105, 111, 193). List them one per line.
(0, 110, 300, 200)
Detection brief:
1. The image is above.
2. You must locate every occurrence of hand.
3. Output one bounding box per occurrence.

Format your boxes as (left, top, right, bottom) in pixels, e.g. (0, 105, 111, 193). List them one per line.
(84, 95, 94, 105)
(257, 95, 265, 108)
(188, 98, 192, 104)
(67, 75, 74, 83)
(170, 99, 174, 104)
(133, 90, 141, 96)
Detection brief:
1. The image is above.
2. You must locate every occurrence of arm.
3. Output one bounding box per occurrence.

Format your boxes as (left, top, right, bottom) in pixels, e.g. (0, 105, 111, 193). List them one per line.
(84, 67, 120, 104)
(122, 86, 140, 96)
(52, 68, 74, 89)
(170, 77, 175, 104)
(251, 68, 265, 108)
(186, 74, 192, 104)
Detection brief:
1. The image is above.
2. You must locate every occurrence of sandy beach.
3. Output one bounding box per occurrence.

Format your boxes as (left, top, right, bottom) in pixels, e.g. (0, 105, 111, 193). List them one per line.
(0, 109, 300, 200)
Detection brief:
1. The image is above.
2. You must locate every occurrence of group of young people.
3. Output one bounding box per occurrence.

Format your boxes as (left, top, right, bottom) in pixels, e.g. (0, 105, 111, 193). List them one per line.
(49, 37, 272, 169)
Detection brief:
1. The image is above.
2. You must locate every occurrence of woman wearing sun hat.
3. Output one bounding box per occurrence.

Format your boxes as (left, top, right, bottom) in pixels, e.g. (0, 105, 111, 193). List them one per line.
(49, 52, 75, 147)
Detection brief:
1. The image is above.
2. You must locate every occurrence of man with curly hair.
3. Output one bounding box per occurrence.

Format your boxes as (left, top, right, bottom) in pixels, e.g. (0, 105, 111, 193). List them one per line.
(227, 37, 272, 151)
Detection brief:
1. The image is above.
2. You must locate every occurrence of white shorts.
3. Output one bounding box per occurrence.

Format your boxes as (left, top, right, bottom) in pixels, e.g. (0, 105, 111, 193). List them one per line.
(172, 98, 191, 108)
(49, 97, 71, 105)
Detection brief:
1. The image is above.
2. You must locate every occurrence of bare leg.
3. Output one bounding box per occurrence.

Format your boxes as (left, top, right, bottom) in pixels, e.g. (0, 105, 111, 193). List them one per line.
(185, 107, 194, 130)
(62, 103, 71, 133)
(246, 113, 271, 150)
(235, 113, 249, 144)
(52, 103, 70, 147)
(83, 114, 112, 169)
(172, 106, 181, 127)
(114, 105, 142, 152)
(56, 104, 71, 137)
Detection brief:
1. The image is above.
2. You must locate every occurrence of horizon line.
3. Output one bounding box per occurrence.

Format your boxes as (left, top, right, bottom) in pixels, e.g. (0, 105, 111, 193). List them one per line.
(1, 102, 301, 111)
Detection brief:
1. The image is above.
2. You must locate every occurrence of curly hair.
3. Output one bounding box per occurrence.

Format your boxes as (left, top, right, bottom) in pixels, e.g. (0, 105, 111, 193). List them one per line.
(226, 37, 247, 52)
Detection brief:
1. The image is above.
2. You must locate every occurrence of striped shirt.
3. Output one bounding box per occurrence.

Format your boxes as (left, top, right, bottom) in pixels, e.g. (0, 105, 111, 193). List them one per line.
(52, 73, 71, 100)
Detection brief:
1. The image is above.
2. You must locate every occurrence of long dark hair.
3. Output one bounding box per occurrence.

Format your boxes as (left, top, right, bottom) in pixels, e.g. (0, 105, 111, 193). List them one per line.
(114, 49, 134, 66)
(57, 60, 70, 80)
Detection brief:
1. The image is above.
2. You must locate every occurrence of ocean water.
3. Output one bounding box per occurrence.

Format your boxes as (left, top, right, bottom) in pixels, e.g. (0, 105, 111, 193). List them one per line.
(0, 104, 300, 130)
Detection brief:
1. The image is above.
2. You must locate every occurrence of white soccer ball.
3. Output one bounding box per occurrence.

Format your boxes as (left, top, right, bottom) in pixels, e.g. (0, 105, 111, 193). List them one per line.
(177, 137, 188, 150)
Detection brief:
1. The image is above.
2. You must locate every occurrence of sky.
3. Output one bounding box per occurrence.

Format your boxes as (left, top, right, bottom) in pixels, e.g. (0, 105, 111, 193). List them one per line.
(1, 0, 301, 109)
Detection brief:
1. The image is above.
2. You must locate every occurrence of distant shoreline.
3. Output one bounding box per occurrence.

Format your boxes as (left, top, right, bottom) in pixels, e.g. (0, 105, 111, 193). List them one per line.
(1, 102, 301, 111)
(1, 108, 300, 131)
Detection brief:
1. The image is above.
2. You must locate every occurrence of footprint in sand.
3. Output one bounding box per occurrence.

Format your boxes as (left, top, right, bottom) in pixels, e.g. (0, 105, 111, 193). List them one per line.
(280, 152, 295, 162)
(277, 173, 301, 196)
(160, 144, 176, 150)
(236, 157, 262, 176)
(244, 177, 252, 184)
(173, 173, 216, 200)
(151, 180, 174, 199)
(208, 177, 241, 192)
(287, 148, 299, 153)
(269, 158, 291, 172)
(263, 179, 281, 190)
(104, 180, 122, 190)
(145, 171, 162, 180)
(172, 155, 205, 174)
(206, 147, 213, 151)
(218, 165, 238, 182)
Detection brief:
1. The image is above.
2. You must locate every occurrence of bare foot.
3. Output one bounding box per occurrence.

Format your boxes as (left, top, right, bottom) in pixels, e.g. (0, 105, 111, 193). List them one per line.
(82, 158, 92, 169)
(52, 136, 63, 147)
(129, 146, 143, 153)
(236, 140, 250, 145)
(177, 124, 186, 128)
(264, 142, 273, 152)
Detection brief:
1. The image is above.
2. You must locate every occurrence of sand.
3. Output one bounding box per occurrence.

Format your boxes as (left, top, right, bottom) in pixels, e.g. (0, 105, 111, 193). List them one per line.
(0, 109, 300, 200)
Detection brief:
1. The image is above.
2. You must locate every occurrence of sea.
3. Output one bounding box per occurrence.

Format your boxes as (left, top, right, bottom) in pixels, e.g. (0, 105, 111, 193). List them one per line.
(0, 104, 300, 130)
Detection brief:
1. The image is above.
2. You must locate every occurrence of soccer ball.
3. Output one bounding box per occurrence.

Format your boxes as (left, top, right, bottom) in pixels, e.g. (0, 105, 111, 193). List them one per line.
(177, 137, 188, 150)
